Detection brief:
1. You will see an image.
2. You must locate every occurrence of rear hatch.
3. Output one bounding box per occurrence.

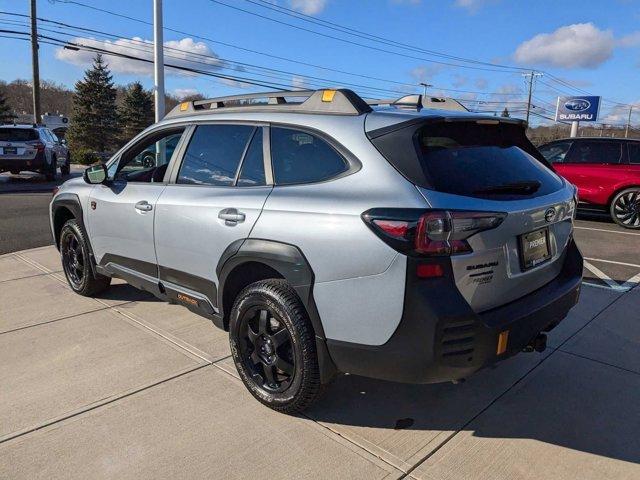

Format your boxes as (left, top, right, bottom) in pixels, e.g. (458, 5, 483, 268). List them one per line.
(367, 115, 576, 312)
(0, 128, 39, 159)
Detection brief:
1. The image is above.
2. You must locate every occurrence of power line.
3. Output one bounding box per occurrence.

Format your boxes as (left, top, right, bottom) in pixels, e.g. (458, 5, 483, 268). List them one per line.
(0, 14, 413, 97)
(50, 0, 633, 108)
(206, 0, 523, 74)
(0, 28, 297, 90)
(1, 10, 528, 99)
(244, 0, 529, 71)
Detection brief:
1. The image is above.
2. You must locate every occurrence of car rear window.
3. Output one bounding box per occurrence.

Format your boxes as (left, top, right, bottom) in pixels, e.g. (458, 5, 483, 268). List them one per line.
(416, 123, 563, 198)
(0, 128, 39, 142)
(369, 120, 563, 199)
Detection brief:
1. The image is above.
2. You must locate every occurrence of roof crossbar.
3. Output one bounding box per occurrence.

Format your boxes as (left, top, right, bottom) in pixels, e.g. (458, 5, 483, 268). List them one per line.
(166, 89, 372, 118)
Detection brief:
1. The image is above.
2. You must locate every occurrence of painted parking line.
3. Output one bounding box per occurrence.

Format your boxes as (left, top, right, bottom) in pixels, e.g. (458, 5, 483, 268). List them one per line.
(583, 261, 640, 292)
(574, 226, 640, 236)
(584, 257, 640, 269)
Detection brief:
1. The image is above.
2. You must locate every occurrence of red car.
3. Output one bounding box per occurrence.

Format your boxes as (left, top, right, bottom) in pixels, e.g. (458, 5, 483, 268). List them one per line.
(539, 137, 640, 229)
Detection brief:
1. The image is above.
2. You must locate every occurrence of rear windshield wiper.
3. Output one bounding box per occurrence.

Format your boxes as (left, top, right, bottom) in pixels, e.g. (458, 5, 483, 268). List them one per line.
(473, 181, 541, 195)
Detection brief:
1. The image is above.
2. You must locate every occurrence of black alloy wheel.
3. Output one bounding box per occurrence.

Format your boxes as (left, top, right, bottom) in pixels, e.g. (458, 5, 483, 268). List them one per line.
(610, 188, 640, 229)
(59, 219, 111, 296)
(61, 228, 85, 289)
(239, 307, 295, 393)
(229, 279, 324, 413)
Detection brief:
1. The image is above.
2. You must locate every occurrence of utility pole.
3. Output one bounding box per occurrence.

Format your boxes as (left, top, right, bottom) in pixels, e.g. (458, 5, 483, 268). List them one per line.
(30, 0, 41, 125)
(419, 82, 432, 98)
(523, 71, 543, 124)
(625, 105, 633, 138)
(153, 0, 165, 122)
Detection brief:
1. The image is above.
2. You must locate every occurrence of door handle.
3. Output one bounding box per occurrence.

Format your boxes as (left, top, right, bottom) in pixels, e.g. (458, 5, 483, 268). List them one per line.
(218, 208, 246, 224)
(135, 201, 153, 212)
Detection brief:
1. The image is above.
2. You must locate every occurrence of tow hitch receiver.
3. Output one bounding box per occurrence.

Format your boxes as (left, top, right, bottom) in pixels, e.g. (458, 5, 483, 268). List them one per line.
(523, 333, 547, 353)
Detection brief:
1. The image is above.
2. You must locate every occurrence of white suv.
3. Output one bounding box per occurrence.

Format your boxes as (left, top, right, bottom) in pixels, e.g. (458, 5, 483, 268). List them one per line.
(50, 89, 582, 412)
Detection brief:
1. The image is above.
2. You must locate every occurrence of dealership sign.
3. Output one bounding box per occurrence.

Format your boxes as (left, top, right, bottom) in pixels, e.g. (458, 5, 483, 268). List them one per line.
(555, 96, 601, 122)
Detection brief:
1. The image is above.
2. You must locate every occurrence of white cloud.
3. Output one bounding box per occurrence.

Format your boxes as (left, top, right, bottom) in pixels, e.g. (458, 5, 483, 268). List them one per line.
(55, 37, 222, 76)
(454, 0, 490, 13)
(601, 101, 640, 124)
(618, 31, 640, 47)
(513, 23, 614, 69)
(474, 77, 488, 90)
(452, 74, 468, 88)
(291, 75, 308, 90)
(409, 64, 446, 82)
(289, 0, 327, 15)
(172, 88, 200, 99)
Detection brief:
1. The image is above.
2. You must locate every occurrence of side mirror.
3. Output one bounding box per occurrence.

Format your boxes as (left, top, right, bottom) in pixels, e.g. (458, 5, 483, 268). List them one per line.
(83, 164, 108, 184)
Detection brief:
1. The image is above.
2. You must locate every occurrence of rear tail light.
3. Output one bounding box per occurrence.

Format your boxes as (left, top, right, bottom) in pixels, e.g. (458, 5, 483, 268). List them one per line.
(26, 140, 45, 152)
(364, 209, 506, 257)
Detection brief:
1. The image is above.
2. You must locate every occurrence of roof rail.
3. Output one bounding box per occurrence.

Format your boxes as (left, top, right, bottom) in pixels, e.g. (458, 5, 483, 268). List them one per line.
(166, 89, 372, 118)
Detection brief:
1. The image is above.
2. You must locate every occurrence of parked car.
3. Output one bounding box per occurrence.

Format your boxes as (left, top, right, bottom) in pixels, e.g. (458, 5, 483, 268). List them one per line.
(0, 124, 70, 180)
(539, 137, 640, 229)
(50, 90, 582, 412)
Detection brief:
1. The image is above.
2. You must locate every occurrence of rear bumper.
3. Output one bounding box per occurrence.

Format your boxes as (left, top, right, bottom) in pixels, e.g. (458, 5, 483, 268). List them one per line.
(326, 238, 583, 384)
(0, 152, 46, 171)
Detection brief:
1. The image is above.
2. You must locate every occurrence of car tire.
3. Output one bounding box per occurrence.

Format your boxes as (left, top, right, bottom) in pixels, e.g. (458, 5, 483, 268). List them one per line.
(59, 219, 111, 296)
(45, 156, 56, 181)
(229, 279, 324, 413)
(60, 161, 70, 176)
(609, 188, 640, 229)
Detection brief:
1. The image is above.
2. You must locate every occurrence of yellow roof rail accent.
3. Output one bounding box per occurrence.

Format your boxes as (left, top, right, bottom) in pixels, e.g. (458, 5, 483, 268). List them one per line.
(179, 102, 189, 111)
(322, 90, 337, 102)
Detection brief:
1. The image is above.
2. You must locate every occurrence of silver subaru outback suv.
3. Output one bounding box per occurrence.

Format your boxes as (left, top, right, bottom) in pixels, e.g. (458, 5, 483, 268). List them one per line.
(50, 89, 582, 412)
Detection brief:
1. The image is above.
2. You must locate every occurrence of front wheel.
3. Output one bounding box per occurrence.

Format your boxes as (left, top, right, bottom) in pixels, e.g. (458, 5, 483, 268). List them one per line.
(60, 219, 111, 296)
(610, 188, 640, 229)
(229, 279, 323, 413)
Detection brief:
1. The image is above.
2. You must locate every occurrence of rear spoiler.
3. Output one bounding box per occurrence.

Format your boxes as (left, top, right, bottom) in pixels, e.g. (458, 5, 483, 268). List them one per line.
(366, 115, 527, 140)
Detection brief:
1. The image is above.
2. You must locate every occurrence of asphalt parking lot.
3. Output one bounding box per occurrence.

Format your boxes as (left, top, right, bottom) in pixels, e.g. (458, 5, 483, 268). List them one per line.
(0, 213, 638, 479)
(0, 168, 84, 254)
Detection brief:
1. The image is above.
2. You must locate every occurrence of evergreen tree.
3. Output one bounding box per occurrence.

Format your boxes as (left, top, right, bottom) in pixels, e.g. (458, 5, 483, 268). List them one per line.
(501, 107, 510, 118)
(67, 54, 120, 152)
(0, 88, 14, 124)
(118, 81, 154, 144)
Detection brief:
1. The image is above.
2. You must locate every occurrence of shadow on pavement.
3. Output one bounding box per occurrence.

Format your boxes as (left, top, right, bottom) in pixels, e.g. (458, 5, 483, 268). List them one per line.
(0, 168, 82, 194)
(92, 281, 158, 304)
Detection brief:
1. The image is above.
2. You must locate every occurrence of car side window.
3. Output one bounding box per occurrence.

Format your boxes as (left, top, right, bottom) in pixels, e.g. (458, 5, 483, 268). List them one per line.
(628, 143, 640, 164)
(177, 124, 255, 186)
(116, 128, 185, 183)
(39, 129, 51, 143)
(538, 142, 572, 164)
(270, 127, 349, 185)
(564, 141, 622, 165)
(237, 128, 266, 187)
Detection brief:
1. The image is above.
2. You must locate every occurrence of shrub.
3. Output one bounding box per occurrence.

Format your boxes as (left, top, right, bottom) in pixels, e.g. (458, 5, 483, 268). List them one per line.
(73, 148, 102, 165)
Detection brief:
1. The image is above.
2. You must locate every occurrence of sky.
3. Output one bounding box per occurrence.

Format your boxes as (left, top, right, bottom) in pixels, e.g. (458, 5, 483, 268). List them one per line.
(0, 0, 638, 126)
